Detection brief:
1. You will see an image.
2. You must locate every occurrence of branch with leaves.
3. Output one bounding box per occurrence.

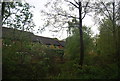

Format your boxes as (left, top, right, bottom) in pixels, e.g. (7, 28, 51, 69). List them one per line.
(40, 0, 92, 36)
(2, 2, 35, 32)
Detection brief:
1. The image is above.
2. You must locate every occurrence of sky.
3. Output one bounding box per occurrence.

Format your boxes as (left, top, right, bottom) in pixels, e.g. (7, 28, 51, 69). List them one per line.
(25, 0, 99, 40)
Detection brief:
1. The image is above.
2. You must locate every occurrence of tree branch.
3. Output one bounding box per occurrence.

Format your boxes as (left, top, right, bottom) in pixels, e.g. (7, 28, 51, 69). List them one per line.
(100, 8, 111, 19)
(100, 20, 113, 32)
(101, 2, 112, 21)
(82, 2, 89, 19)
(74, 0, 79, 5)
(66, 0, 79, 9)
(58, 13, 79, 19)
(82, 5, 94, 9)
(3, 3, 11, 23)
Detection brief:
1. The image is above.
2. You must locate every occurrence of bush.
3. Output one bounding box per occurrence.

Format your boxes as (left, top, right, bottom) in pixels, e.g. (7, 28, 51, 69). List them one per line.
(3, 39, 63, 79)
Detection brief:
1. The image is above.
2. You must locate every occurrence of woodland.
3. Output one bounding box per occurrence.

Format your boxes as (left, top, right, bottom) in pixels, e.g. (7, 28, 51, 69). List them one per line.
(1, 0, 120, 79)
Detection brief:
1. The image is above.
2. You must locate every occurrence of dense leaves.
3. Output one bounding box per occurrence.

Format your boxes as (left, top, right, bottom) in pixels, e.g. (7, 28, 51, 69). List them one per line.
(2, 2, 35, 32)
(65, 19, 93, 61)
(3, 39, 62, 79)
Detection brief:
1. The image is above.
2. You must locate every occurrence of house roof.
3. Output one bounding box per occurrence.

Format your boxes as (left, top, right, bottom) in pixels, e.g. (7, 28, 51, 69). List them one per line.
(2, 27, 33, 40)
(2, 27, 66, 47)
(32, 35, 62, 46)
(58, 41, 65, 47)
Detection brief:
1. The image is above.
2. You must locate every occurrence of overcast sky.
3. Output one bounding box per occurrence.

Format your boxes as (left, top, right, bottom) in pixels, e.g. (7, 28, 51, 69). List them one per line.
(25, 0, 99, 40)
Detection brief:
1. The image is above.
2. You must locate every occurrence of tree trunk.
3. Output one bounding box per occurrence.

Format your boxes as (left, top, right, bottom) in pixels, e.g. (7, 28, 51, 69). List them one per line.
(79, 2, 84, 67)
(2, 2, 5, 20)
(112, 2, 119, 60)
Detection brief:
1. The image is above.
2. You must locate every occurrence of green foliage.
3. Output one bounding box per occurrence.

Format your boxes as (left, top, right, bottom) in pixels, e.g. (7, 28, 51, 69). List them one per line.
(57, 18, 119, 79)
(65, 19, 93, 61)
(97, 19, 115, 54)
(2, 1, 119, 79)
(3, 39, 62, 79)
(95, 19, 120, 64)
(52, 60, 118, 79)
(65, 28, 80, 60)
(3, 2, 35, 32)
(75, 64, 118, 79)
(3, 34, 119, 79)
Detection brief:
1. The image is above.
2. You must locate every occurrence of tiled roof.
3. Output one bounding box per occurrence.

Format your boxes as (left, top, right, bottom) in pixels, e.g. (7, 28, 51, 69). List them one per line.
(2, 27, 33, 40)
(58, 41, 65, 47)
(2, 27, 65, 47)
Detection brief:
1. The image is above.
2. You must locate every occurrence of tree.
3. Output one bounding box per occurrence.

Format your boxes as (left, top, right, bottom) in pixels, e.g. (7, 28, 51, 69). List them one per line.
(41, 0, 92, 67)
(2, 1, 36, 64)
(94, 0, 120, 59)
(2, 2, 35, 32)
(97, 19, 116, 56)
(65, 18, 93, 63)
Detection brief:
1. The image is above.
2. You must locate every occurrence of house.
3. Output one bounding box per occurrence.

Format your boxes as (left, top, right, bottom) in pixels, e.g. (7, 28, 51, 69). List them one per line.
(2, 27, 34, 40)
(2, 27, 65, 48)
(32, 35, 65, 49)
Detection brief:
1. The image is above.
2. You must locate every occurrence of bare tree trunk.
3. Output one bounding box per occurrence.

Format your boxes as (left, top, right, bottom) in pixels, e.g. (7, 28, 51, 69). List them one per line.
(112, 2, 119, 60)
(79, 2, 84, 67)
(2, 2, 5, 21)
